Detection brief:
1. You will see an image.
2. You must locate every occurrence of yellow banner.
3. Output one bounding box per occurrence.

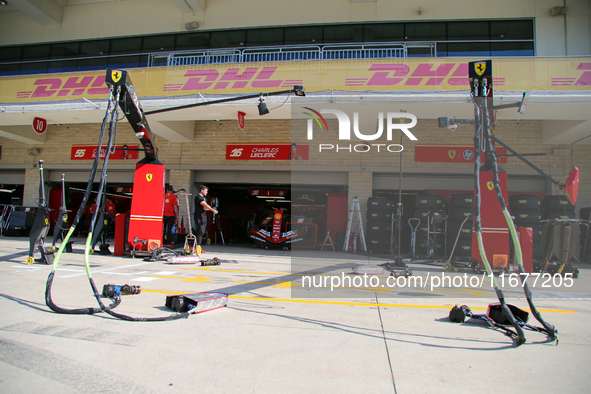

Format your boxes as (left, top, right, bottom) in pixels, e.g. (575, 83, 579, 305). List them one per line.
(1, 57, 590, 103)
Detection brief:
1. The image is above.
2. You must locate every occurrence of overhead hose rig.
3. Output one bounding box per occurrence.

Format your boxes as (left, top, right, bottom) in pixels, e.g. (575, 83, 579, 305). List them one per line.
(45, 68, 306, 321)
(445, 60, 578, 345)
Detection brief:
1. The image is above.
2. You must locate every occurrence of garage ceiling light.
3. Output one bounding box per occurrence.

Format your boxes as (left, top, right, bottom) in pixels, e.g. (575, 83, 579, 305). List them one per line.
(255, 195, 285, 199)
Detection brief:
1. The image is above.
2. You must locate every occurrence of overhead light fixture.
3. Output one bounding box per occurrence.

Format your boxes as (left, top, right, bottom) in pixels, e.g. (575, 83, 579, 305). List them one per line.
(293, 86, 306, 97)
(27, 148, 40, 156)
(255, 195, 285, 199)
(258, 96, 269, 116)
(550, 6, 568, 16)
(185, 21, 198, 30)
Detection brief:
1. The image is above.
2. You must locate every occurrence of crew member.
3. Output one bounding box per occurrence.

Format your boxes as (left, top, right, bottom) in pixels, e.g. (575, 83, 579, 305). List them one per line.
(163, 185, 179, 247)
(194, 185, 218, 246)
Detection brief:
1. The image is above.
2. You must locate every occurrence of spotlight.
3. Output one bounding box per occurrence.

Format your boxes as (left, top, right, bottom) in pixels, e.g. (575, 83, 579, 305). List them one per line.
(185, 21, 198, 30)
(447, 124, 458, 132)
(293, 85, 306, 97)
(27, 148, 40, 156)
(550, 6, 568, 16)
(438, 117, 450, 128)
(258, 96, 269, 116)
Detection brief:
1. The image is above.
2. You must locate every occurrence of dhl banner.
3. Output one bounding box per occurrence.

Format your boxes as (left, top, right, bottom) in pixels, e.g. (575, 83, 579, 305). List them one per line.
(1, 57, 590, 104)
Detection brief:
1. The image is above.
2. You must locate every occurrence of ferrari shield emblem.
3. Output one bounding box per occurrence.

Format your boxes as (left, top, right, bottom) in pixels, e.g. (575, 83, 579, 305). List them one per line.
(448, 150, 456, 160)
(111, 70, 122, 83)
(487, 181, 494, 191)
(146, 173, 153, 182)
(474, 62, 486, 76)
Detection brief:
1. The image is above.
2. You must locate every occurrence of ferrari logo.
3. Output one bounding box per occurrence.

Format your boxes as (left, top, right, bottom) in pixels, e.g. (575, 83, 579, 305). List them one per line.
(448, 150, 456, 160)
(487, 181, 494, 191)
(474, 62, 486, 76)
(44, 218, 49, 225)
(146, 174, 153, 182)
(111, 70, 122, 83)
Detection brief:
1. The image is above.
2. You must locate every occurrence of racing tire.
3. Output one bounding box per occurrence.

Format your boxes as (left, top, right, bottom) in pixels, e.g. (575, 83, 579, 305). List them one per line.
(543, 195, 575, 211)
(509, 194, 541, 211)
(512, 209, 541, 225)
(367, 197, 394, 211)
(542, 210, 576, 220)
(450, 193, 474, 208)
(415, 194, 445, 209)
(367, 209, 392, 223)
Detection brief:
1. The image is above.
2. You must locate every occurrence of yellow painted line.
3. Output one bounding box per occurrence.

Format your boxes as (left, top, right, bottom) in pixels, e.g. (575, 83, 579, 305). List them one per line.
(139, 289, 576, 313)
(182, 267, 294, 276)
(422, 288, 490, 297)
(235, 280, 296, 288)
(150, 275, 212, 282)
(331, 286, 392, 293)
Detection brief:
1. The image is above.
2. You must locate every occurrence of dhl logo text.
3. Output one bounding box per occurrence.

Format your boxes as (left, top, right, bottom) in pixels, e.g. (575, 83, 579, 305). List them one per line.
(16, 62, 591, 100)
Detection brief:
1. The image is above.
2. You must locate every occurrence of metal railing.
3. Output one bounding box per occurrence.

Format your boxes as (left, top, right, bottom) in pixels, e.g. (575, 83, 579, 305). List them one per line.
(157, 42, 436, 67)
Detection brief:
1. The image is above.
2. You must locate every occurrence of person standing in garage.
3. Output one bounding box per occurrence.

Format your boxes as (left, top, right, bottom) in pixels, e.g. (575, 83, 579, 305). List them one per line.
(163, 185, 179, 247)
(194, 185, 218, 246)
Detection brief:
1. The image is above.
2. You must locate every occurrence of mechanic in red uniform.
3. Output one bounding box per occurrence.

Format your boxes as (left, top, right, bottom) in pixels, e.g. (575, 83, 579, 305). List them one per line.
(163, 185, 179, 247)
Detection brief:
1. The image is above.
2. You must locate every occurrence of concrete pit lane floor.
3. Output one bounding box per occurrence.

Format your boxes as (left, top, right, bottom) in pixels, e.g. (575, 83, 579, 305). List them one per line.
(0, 236, 590, 393)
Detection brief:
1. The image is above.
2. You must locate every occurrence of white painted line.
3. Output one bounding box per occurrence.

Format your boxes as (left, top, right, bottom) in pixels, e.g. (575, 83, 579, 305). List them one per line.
(154, 271, 177, 275)
(60, 261, 158, 278)
(11, 265, 42, 269)
(129, 277, 158, 282)
(11, 267, 44, 272)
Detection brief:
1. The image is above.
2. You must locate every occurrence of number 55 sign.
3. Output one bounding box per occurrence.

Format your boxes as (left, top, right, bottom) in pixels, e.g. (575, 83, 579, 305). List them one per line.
(32, 117, 47, 134)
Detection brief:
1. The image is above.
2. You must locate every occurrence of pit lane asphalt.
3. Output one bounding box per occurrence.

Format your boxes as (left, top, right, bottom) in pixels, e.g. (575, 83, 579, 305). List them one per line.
(0, 236, 590, 393)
